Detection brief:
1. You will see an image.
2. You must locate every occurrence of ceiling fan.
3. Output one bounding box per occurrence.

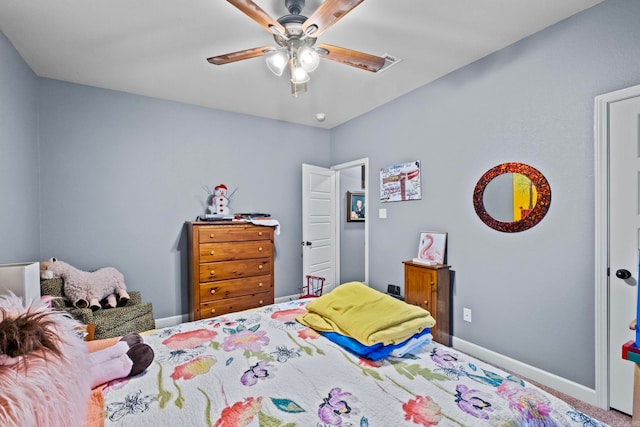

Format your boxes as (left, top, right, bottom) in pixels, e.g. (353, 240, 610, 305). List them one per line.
(207, 0, 386, 96)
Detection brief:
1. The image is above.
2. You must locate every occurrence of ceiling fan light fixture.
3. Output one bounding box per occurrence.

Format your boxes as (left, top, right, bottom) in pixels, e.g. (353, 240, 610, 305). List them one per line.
(211, 0, 387, 96)
(268, 24, 287, 39)
(299, 47, 319, 72)
(290, 65, 310, 84)
(303, 24, 318, 37)
(291, 81, 307, 97)
(266, 50, 289, 76)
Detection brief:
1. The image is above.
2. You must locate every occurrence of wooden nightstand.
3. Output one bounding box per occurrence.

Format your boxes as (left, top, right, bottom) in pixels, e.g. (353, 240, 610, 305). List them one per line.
(403, 261, 451, 346)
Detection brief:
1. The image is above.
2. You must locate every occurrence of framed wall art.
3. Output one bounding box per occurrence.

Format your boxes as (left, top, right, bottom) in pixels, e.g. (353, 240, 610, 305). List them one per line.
(347, 191, 365, 222)
(380, 160, 422, 202)
(413, 232, 447, 265)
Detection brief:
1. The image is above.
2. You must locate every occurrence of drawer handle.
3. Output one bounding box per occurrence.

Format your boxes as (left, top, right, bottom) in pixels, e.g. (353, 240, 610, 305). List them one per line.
(423, 300, 429, 306)
(259, 300, 263, 305)
(211, 308, 216, 314)
(210, 250, 215, 255)
(258, 282, 263, 287)
(258, 247, 263, 252)
(258, 265, 263, 270)
(210, 233, 215, 238)
(210, 289, 216, 295)
(209, 270, 215, 277)
(258, 231, 263, 236)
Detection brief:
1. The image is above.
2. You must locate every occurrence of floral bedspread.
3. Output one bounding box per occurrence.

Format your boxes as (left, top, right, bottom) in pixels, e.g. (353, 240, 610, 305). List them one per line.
(102, 300, 607, 426)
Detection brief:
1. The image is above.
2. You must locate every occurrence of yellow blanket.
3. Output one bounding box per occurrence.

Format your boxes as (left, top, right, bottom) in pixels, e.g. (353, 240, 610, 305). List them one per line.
(297, 281, 435, 346)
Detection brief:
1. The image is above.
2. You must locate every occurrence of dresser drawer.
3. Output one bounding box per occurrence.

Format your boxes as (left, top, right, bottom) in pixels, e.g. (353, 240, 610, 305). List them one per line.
(199, 241, 273, 262)
(199, 226, 272, 243)
(199, 275, 272, 302)
(199, 259, 271, 282)
(199, 293, 273, 319)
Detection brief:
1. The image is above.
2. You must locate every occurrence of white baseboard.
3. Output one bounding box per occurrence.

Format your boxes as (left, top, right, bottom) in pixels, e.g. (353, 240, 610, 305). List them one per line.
(274, 294, 301, 303)
(154, 314, 189, 329)
(452, 337, 600, 408)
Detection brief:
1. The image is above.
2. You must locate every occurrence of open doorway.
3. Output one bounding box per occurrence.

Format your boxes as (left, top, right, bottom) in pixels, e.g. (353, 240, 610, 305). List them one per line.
(332, 158, 369, 285)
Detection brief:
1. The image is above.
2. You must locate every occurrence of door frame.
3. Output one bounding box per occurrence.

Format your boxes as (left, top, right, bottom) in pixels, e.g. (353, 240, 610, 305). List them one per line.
(332, 157, 370, 285)
(594, 83, 640, 409)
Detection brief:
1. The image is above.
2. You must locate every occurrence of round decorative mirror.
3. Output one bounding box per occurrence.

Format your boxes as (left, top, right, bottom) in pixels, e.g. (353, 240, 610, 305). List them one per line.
(473, 162, 551, 232)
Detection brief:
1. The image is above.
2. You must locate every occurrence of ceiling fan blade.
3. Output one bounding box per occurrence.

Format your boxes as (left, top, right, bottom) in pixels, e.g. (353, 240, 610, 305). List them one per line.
(227, 0, 286, 36)
(302, 0, 365, 38)
(317, 44, 385, 72)
(207, 46, 273, 65)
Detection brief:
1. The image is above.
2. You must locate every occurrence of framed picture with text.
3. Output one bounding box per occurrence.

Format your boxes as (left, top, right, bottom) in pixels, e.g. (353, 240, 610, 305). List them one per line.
(380, 160, 422, 202)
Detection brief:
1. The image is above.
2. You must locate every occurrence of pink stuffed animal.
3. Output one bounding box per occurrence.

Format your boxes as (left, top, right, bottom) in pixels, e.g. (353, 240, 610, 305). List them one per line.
(0, 294, 154, 427)
(41, 258, 130, 311)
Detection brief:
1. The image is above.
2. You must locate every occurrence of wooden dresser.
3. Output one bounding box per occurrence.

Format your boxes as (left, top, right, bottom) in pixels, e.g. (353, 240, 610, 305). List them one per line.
(187, 222, 275, 321)
(403, 261, 451, 346)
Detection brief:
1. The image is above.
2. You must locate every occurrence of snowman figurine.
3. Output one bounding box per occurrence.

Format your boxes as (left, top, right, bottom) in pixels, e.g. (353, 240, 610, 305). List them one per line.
(208, 184, 231, 215)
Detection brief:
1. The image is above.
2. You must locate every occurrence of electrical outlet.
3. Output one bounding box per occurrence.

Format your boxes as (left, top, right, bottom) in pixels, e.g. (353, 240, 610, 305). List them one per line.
(463, 308, 472, 322)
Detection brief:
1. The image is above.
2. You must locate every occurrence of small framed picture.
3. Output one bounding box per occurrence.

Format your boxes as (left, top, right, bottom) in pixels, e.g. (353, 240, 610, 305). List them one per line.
(415, 232, 447, 265)
(347, 191, 365, 222)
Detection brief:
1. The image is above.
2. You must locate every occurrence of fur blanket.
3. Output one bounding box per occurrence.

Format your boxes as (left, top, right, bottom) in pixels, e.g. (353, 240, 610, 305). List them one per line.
(0, 294, 93, 427)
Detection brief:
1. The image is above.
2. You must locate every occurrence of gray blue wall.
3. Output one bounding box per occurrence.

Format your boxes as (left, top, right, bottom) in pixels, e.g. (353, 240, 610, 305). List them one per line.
(2, 0, 639, 391)
(2, 30, 330, 318)
(330, 0, 640, 388)
(36, 79, 330, 318)
(0, 32, 40, 263)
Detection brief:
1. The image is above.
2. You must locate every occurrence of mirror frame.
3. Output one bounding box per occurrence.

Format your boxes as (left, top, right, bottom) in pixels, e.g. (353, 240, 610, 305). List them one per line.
(473, 162, 551, 233)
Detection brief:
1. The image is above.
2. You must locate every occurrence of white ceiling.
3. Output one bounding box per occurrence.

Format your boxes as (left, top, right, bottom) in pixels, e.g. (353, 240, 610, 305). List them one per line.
(0, 0, 603, 129)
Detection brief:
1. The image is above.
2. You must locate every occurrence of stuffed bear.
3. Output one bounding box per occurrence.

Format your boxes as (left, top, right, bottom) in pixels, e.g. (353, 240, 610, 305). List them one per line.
(0, 293, 154, 427)
(40, 258, 130, 311)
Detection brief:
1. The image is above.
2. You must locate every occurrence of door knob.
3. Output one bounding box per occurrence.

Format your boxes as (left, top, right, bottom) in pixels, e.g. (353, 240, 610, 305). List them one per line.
(616, 269, 632, 279)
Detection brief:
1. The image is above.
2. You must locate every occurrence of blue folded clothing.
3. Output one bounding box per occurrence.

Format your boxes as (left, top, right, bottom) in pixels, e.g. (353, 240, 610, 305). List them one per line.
(390, 331, 433, 358)
(319, 327, 432, 361)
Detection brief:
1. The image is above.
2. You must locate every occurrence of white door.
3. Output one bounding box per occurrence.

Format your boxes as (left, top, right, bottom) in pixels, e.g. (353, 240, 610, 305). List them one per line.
(302, 164, 336, 291)
(608, 94, 640, 414)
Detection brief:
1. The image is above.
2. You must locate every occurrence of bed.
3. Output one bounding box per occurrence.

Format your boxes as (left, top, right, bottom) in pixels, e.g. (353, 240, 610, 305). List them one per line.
(99, 297, 606, 426)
